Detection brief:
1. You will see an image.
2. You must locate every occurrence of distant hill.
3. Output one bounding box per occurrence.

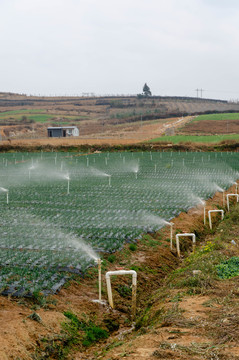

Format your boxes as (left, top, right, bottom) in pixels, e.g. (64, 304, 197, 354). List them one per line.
(0, 93, 239, 139)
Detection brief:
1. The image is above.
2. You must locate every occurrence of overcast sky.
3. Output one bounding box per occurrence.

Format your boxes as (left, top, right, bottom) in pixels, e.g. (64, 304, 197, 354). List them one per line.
(1, 0, 239, 100)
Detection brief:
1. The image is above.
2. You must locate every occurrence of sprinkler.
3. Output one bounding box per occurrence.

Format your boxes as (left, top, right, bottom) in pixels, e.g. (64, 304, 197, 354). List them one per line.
(28, 165, 35, 180)
(64, 175, 70, 195)
(198, 199, 206, 225)
(87, 157, 89, 167)
(67, 179, 70, 194)
(0, 187, 9, 205)
(108, 175, 111, 187)
(234, 182, 238, 194)
(94, 258, 102, 302)
(215, 185, 225, 207)
(135, 171, 138, 180)
(169, 222, 174, 250)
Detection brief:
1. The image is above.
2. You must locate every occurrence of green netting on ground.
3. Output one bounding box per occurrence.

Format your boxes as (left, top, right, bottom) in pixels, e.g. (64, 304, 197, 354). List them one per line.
(0, 151, 238, 295)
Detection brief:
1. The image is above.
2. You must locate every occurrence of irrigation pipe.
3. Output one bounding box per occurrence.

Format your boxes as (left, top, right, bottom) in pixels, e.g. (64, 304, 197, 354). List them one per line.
(203, 205, 206, 225)
(226, 194, 239, 211)
(175, 233, 196, 257)
(169, 222, 174, 250)
(95, 259, 102, 302)
(105, 270, 137, 319)
(208, 210, 224, 230)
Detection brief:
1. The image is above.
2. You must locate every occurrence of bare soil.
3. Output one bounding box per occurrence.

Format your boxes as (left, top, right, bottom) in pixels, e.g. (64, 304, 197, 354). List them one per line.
(0, 116, 191, 147)
(181, 119, 239, 135)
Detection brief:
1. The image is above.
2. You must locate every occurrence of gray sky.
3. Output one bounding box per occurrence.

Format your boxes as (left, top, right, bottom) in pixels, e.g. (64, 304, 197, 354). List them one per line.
(1, 0, 239, 100)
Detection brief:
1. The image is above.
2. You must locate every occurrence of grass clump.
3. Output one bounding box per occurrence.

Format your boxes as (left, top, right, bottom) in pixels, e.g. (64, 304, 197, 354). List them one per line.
(129, 243, 137, 251)
(34, 311, 109, 359)
(107, 254, 116, 263)
(63, 311, 109, 347)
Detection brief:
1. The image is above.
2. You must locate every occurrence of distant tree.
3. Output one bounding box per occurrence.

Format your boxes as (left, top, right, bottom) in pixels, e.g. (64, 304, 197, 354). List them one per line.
(143, 83, 152, 97)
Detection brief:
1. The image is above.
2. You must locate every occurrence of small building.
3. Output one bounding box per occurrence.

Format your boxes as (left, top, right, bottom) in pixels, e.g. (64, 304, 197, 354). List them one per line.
(47, 126, 79, 138)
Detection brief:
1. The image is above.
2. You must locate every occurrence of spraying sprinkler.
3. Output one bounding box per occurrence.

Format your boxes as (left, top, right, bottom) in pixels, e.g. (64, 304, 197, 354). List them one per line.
(0, 187, 9, 205)
(214, 185, 225, 207)
(234, 182, 238, 194)
(28, 165, 35, 180)
(163, 221, 174, 250)
(108, 175, 111, 187)
(199, 199, 206, 225)
(64, 175, 70, 195)
(168, 222, 174, 250)
(95, 258, 102, 302)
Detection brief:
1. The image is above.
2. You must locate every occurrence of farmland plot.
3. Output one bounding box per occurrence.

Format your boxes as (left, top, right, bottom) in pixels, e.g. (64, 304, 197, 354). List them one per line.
(0, 151, 238, 296)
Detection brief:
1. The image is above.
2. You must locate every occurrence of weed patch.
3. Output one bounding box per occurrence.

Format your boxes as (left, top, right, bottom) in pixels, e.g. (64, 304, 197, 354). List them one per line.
(216, 257, 239, 279)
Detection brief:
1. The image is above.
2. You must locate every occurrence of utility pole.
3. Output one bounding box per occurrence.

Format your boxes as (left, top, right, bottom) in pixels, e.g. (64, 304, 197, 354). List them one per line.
(195, 88, 205, 98)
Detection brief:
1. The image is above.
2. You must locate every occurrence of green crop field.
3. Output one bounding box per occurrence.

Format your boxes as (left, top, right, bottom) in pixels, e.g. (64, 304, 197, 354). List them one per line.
(0, 151, 238, 296)
(149, 134, 239, 143)
(0, 109, 87, 123)
(193, 113, 239, 122)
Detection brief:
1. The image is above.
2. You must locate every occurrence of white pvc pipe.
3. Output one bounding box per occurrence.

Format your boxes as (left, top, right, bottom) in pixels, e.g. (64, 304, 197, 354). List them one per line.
(204, 206, 206, 225)
(226, 193, 239, 211)
(6, 192, 8, 205)
(108, 176, 111, 187)
(105, 270, 137, 318)
(234, 182, 238, 194)
(175, 233, 196, 257)
(208, 210, 224, 230)
(170, 222, 174, 250)
(97, 259, 102, 302)
(67, 179, 70, 195)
